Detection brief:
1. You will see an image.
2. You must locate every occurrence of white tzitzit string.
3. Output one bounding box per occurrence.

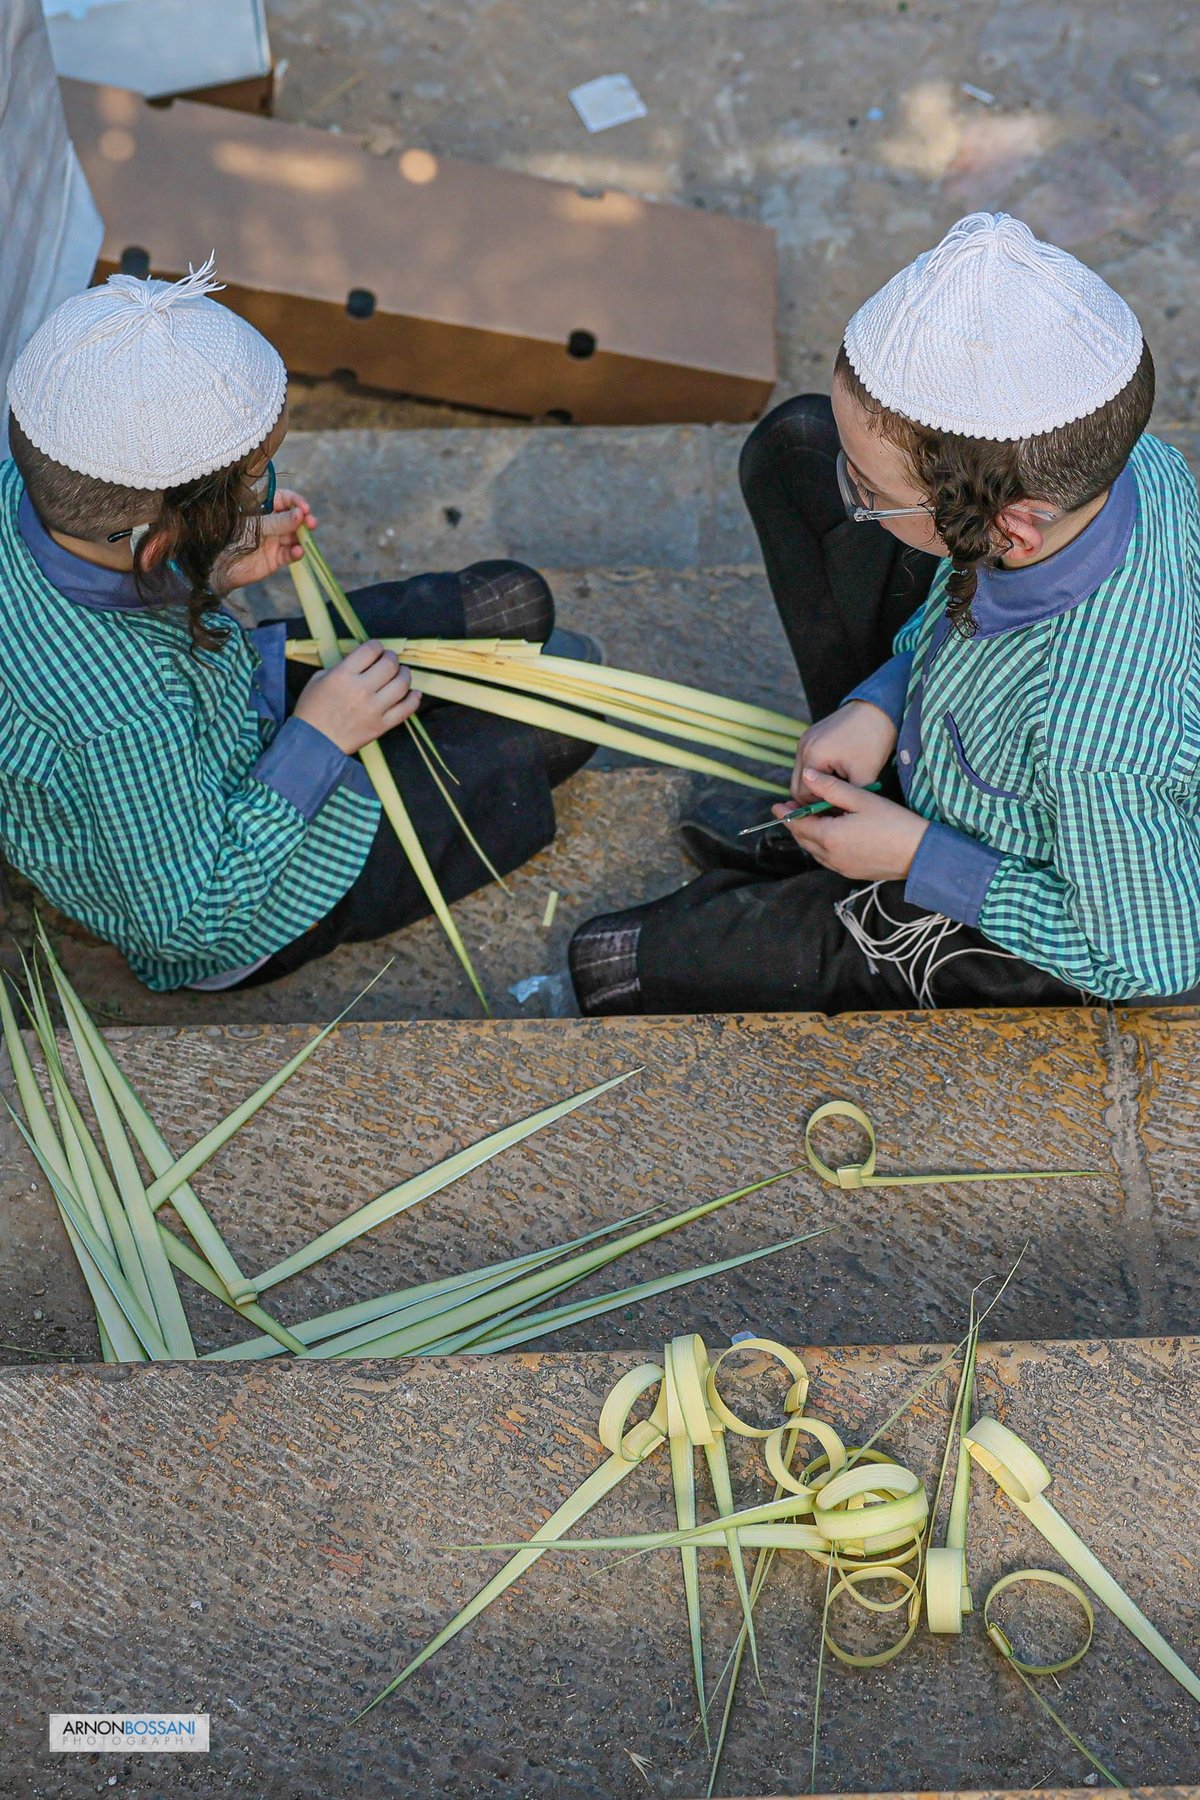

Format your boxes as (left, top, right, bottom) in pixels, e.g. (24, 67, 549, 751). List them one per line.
(834, 881, 1021, 1009)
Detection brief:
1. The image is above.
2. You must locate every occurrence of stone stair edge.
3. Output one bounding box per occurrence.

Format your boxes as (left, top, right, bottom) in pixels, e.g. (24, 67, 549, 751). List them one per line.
(3, 1335, 1195, 1383)
(42, 1001, 1200, 1043)
(720, 1790, 1200, 1800)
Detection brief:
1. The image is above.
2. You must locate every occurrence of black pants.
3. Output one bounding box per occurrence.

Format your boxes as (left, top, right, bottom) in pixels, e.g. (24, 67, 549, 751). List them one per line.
(636, 396, 1084, 1014)
(239, 563, 559, 986)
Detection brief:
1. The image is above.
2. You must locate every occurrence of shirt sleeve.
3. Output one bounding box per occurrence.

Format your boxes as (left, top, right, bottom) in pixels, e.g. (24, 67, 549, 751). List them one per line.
(842, 651, 914, 729)
(68, 702, 354, 968)
(975, 766, 1200, 1000)
(253, 715, 363, 817)
(905, 821, 1003, 926)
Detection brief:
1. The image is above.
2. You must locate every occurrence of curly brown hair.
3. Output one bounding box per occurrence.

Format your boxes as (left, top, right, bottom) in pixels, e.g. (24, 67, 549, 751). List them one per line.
(834, 341, 1155, 635)
(9, 417, 267, 652)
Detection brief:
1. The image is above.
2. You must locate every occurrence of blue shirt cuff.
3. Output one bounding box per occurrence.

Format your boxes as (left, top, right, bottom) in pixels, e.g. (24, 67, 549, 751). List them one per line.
(252, 716, 354, 822)
(905, 821, 1004, 927)
(843, 651, 914, 730)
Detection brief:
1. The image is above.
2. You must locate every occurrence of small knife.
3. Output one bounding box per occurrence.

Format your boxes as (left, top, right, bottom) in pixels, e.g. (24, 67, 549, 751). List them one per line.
(738, 781, 883, 836)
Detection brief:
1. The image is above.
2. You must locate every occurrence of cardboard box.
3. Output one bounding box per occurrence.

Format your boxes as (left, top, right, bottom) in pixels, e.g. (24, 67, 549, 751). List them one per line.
(2, 4, 103, 436)
(63, 80, 777, 424)
(43, 0, 272, 112)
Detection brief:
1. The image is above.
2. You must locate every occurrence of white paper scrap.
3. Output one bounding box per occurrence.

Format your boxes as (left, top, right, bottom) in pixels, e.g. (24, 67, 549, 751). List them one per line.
(569, 73, 647, 134)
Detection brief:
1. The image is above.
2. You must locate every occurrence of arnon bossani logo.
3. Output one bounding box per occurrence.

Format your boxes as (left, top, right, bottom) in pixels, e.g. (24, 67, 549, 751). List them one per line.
(49, 1714, 210, 1753)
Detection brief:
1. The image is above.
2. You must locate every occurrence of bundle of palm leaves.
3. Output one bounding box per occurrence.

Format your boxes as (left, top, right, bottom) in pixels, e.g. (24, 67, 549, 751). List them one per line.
(288, 531, 804, 1009)
(1, 926, 813, 1363)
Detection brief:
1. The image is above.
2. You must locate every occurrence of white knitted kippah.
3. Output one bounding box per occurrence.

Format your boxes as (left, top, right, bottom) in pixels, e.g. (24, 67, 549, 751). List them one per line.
(843, 212, 1144, 441)
(6, 255, 287, 488)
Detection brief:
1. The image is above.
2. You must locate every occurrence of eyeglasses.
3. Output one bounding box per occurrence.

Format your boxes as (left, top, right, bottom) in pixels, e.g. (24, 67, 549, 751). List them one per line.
(836, 448, 1062, 529)
(836, 450, 933, 524)
(249, 458, 277, 514)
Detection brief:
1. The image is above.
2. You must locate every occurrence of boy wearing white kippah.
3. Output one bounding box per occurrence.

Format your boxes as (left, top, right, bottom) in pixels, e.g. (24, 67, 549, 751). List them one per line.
(1, 261, 594, 991)
(570, 212, 1200, 1015)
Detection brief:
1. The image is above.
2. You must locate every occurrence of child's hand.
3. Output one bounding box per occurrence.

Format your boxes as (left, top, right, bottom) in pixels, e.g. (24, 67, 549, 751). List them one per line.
(209, 489, 319, 594)
(293, 641, 421, 754)
(782, 768, 928, 880)
(791, 702, 897, 804)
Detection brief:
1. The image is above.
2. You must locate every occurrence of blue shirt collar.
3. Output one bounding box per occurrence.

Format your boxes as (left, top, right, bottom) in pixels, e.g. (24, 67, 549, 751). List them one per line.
(968, 460, 1139, 638)
(16, 488, 156, 610)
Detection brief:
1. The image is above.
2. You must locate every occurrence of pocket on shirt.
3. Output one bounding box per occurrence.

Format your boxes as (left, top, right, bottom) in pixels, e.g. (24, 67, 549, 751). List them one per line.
(942, 711, 1027, 802)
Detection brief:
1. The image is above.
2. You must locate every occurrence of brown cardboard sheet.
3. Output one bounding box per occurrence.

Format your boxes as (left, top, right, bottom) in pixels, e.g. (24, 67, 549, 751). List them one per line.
(62, 79, 778, 423)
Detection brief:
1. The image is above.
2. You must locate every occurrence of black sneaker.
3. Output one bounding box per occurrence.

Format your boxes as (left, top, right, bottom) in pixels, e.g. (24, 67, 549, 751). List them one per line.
(680, 783, 812, 877)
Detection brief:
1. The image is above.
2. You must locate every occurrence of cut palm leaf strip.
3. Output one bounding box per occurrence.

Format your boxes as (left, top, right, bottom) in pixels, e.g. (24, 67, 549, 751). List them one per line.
(291, 544, 491, 1009)
(392, 1236, 805, 1362)
(313, 1169, 802, 1361)
(1, 976, 148, 1361)
(290, 532, 803, 792)
(294, 550, 492, 1010)
(300, 540, 511, 894)
(36, 934, 306, 1353)
(289, 649, 792, 796)
(703, 1415, 803, 1796)
(37, 929, 269, 1322)
(359, 1332, 924, 1723)
(26, 948, 650, 1354)
(809, 1550, 837, 1796)
(290, 637, 800, 765)
(291, 527, 808, 995)
(406, 713, 513, 895)
(281, 1169, 784, 1359)
(804, 1099, 1102, 1190)
(245, 1068, 638, 1296)
(359, 1140, 1093, 1721)
(353, 1359, 673, 1722)
(299, 530, 800, 746)
(24, 966, 195, 1358)
(456, 1233, 824, 1355)
(924, 1295, 979, 1634)
(965, 1416, 1200, 1704)
(328, 644, 799, 762)
(142, 962, 391, 1219)
(7, 1107, 172, 1359)
(203, 1215, 660, 1362)
(982, 1568, 1122, 1787)
(8, 944, 801, 1373)
(709, 1253, 1026, 1796)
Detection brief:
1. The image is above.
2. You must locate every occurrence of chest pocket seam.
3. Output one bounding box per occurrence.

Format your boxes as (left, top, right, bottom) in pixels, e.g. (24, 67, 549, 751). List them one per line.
(943, 710, 1026, 802)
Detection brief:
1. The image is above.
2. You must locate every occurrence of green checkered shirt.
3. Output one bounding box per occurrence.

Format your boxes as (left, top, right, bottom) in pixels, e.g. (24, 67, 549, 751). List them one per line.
(890, 433, 1200, 1000)
(0, 463, 379, 990)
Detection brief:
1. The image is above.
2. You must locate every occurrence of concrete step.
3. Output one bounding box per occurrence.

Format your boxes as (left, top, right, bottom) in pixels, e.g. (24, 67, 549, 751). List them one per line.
(8, 766, 697, 1025)
(276, 424, 760, 576)
(2, 1337, 1196, 1796)
(3, 1005, 1195, 1360)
